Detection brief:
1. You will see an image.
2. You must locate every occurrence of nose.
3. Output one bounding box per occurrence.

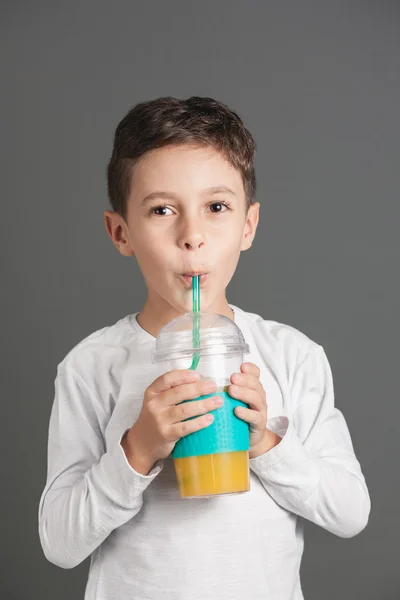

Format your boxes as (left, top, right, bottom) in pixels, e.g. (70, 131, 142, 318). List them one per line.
(177, 216, 206, 251)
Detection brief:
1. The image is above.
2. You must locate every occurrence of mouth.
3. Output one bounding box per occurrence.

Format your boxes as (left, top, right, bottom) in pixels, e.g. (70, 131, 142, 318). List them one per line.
(179, 272, 209, 287)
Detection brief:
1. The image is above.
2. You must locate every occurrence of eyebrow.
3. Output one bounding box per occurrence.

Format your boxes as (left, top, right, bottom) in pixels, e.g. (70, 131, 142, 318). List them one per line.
(141, 186, 237, 205)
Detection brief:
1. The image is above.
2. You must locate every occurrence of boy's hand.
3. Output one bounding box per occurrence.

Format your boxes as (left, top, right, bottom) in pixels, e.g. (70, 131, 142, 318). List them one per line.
(121, 370, 222, 475)
(229, 362, 281, 458)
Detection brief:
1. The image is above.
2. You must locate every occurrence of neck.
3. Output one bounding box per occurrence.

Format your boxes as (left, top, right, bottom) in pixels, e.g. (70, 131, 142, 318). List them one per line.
(136, 295, 234, 339)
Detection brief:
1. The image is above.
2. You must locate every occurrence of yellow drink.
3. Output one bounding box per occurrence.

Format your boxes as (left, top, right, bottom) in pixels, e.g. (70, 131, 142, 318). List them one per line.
(173, 386, 250, 498)
(174, 450, 249, 498)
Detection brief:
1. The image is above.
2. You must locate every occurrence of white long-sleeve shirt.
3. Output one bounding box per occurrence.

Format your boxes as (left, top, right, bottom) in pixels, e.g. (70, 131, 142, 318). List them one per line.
(38, 303, 370, 600)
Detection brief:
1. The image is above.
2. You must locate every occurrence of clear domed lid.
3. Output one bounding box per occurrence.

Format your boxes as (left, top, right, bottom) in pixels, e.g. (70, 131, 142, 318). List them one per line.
(151, 311, 249, 363)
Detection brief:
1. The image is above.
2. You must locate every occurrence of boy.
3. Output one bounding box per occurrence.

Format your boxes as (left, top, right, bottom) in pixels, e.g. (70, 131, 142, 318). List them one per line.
(38, 96, 370, 600)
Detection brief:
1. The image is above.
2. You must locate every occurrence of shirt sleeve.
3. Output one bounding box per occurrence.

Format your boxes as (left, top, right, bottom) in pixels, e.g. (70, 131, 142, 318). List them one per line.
(38, 365, 163, 569)
(249, 345, 371, 538)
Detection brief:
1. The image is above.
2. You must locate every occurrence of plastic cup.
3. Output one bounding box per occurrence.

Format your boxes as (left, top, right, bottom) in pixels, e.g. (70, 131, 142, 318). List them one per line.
(151, 311, 251, 498)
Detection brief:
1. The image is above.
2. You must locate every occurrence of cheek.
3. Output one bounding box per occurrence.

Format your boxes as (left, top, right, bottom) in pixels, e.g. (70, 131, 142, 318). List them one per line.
(131, 229, 167, 271)
(214, 230, 243, 262)
(139, 245, 166, 269)
(213, 244, 242, 289)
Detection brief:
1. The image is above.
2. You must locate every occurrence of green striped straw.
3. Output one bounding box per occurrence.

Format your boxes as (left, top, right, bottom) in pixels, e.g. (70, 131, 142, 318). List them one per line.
(189, 275, 201, 370)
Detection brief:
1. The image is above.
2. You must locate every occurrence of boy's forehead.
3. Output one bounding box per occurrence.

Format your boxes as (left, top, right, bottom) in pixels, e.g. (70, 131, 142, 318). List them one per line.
(130, 144, 245, 201)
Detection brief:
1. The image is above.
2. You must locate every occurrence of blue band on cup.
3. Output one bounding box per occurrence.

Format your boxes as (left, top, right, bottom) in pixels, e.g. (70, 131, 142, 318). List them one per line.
(172, 391, 250, 459)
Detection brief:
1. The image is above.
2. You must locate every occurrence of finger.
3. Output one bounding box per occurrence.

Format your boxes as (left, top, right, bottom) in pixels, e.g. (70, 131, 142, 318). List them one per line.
(170, 412, 215, 440)
(240, 362, 261, 378)
(231, 371, 260, 392)
(149, 369, 201, 396)
(229, 385, 266, 411)
(234, 405, 264, 427)
(160, 379, 218, 407)
(169, 395, 224, 423)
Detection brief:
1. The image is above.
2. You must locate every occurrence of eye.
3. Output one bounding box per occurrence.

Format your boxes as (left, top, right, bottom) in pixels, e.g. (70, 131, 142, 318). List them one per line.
(148, 201, 231, 217)
(148, 204, 173, 216)
(209, 201, 231, 213)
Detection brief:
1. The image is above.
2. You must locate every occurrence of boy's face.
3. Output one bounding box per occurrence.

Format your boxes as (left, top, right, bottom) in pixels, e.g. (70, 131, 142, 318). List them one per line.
(105, 144, 259, 323)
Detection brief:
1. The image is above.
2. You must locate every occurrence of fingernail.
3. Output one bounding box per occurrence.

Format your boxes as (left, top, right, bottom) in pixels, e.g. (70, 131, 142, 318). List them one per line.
(213, 396, 223, 406)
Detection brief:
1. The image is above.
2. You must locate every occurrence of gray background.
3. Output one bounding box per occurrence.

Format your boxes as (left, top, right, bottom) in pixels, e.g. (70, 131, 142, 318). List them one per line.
(1, 1, 398, 598)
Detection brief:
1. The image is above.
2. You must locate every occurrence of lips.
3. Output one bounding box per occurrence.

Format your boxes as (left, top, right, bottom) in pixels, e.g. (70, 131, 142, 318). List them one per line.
(180, 273, 209, 287)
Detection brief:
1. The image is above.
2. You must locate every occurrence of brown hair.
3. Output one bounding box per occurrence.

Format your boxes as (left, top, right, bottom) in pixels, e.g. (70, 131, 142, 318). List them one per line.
(106, 96, 256, 220)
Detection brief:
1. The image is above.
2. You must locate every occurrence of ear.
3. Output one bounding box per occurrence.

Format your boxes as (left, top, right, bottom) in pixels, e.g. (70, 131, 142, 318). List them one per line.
(240, 202, 260, 251)
(104, 210, 135, 257)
